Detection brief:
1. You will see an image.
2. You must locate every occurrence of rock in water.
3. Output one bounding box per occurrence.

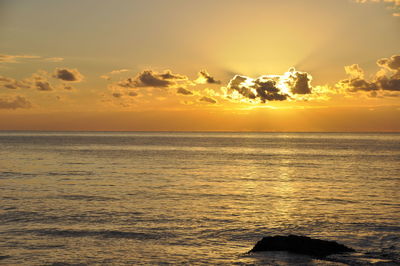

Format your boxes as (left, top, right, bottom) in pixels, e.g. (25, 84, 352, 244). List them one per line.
(249, 235, 355, 257)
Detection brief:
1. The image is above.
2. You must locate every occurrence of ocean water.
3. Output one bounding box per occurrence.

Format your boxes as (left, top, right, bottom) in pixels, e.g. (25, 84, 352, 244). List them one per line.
(0, 132, 399, 265)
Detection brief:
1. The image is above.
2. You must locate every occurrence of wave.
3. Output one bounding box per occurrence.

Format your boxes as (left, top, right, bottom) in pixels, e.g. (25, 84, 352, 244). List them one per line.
(30, 228, 173, 240)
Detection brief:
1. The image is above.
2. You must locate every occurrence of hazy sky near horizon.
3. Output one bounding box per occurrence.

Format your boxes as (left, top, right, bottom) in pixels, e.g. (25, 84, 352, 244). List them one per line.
(1, 0, 399, 131)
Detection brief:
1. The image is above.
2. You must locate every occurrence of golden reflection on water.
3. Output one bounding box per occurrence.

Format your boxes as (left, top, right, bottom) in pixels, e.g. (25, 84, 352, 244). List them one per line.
(0, 132, 399, 264)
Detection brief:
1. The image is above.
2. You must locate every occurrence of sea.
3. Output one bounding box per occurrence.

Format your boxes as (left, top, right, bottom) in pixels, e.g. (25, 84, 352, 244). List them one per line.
(0, 132, 399, 265)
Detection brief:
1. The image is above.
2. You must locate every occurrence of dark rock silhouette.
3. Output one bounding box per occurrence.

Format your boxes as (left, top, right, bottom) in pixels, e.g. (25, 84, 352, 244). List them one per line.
(249, 235, 355, 257)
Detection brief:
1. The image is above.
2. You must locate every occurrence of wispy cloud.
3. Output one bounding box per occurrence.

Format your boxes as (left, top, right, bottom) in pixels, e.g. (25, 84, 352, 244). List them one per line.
(355, 0, 400, 16)
(0, 54, 40, 63)
(0, 54, 65, 63)
(45, 57, 64, 62)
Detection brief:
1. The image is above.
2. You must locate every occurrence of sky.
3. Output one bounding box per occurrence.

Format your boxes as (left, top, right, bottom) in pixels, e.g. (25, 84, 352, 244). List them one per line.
(0, 0, 399, 131)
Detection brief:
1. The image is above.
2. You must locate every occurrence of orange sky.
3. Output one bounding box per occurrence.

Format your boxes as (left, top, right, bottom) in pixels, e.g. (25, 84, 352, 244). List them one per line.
(0, 0, 399, 131)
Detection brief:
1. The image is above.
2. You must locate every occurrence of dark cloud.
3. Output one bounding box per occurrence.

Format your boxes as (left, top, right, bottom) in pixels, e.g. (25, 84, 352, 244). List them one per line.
(377, 76, 400, 91)
(227, 75, 289, 102)
(199, 96, 217, 104)
(254, 78, 288, 102)
(53, 68, 84, 82)
(35, 81, 53, 91)
(112, 92, 123, 98)
(177, 87, 193, 95)
(0, 96, 32, 109)
(118, 70, 187, 88)
(341, 55, 400, 93)
(227, 75, 256, 99)
(290, 71, 312, 94)
(377, 55, 400, 78)
(196, 70, 221, 84)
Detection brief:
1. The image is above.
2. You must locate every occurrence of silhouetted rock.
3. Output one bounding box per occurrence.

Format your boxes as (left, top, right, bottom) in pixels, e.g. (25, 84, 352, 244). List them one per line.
(249, 235, 355, 257)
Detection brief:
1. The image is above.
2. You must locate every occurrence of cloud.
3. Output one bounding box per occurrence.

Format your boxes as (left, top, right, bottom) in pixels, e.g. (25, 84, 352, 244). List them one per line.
(100, 69, 130, 80)
(112, 92, 123, 98)
(225, 68, 313, 103)
(0, 54, 40, 63)
(35, 81, 53, 91)
(338, 54, 400, 94)
(177, 87, 193, 95)
(355, 0, 400, 16)
(100, 75, 111, 80)
(29, 71, 55, 91)
(1, 71, 56, 92)
(0, 54, 65, 63)
(377, 54, 400, 77)
(110, 69, 130, 75)
(117, 69, 188, 88)
(53, 68, 84, 82)
(0, 96, 32, 109)
(195, 70, 221, 84)
(290, 71, 312, 94)
(45, 57, 64, 62)
(199, 96, 217, 104)
(128, 91, 138, 97)
(0, 76, 31, 90)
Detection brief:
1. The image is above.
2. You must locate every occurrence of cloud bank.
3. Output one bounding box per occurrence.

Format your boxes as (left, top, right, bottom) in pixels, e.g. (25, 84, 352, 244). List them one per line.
(225, 68, 313, 103)
(338, 54, 400, 95)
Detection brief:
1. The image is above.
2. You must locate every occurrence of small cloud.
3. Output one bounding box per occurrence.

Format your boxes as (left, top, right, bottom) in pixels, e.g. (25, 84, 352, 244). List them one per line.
(195, 70, 221, 84)
(112, 92, 123, 98)
(100, 69, 130, 81)
(177, 87, 193, 95)
(45, 57, 64, 62)
(128, 91, 138, 97)
(100, 75, 111, 80)
(53, 68, 84, 82)
(109, 69, 130, 75)
(199, 96, 217, 104)
(35, 81, 53, 91)
(117, 69, 188, 88)
(344, 64, 365, 79)
(0, 95, 32, 109)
